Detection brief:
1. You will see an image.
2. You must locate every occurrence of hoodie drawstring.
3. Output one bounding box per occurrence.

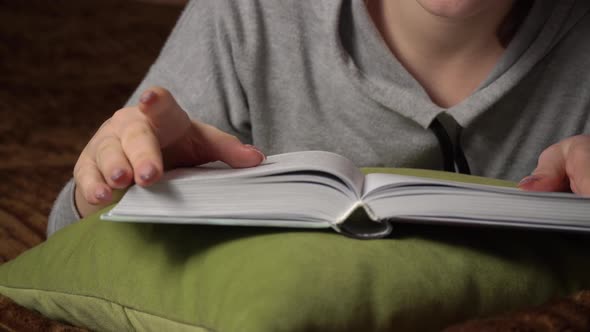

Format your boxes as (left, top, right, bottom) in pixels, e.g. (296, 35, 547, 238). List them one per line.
(429, 118, 471, 174)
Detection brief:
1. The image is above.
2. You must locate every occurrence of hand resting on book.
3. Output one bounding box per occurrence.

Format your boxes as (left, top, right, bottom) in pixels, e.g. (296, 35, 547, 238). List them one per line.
(102, 151, 590, 239)
(73, 86, 266, 218)
(73, 86, 590, 221)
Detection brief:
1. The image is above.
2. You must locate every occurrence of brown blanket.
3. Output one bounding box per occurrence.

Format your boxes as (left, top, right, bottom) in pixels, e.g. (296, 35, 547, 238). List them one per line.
(0, 1, 589, 331)
(0, 0, 182, 330)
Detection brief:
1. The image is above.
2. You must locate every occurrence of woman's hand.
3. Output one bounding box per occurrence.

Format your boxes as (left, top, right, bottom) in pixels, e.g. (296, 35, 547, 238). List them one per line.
(518, 135, 590, 195)
(73, 86, 265, 218)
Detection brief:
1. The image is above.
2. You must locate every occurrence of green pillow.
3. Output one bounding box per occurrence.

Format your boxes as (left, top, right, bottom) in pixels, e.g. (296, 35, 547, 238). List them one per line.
(2, 170, 590, 331)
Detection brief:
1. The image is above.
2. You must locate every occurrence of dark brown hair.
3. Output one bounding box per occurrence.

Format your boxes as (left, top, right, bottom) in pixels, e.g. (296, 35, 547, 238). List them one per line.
(497, 0, 535, 47)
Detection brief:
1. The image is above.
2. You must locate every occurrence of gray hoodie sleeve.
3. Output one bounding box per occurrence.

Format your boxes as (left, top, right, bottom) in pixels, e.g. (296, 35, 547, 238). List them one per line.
(47, 0, 252, 236)
(47, 179, 80, 237)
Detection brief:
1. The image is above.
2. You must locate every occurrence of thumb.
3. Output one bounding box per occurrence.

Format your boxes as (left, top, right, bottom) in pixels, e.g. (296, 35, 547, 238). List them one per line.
(518, 144, 570, 192)
(138, 86, 192, 148)
(194, 122, 266, 168)
(138, 86, 265, 168)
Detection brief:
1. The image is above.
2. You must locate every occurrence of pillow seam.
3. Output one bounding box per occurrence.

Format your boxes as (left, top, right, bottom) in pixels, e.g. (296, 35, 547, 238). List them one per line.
(0, 285, 217, 332)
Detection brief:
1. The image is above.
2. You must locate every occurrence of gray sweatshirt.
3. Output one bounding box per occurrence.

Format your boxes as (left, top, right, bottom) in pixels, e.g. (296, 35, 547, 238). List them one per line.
(48, 0, 590, 236)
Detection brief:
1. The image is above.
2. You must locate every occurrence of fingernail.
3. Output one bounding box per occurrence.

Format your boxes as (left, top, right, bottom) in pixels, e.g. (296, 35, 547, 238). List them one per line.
(245, 144, 266, 161)
(95, 187, 111, 202)
(111, 169, 126, 182)
(139, 165, 157, 181)
(518, 175, 541, 187)
(139, 90, 156, 104)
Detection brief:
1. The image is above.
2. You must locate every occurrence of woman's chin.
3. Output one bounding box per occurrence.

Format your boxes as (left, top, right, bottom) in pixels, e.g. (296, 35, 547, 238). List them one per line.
(415, 0, 508, 19)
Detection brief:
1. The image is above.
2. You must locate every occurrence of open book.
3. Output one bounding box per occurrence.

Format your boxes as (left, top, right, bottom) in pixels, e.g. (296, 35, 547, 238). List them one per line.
(101, 151, 590, 238)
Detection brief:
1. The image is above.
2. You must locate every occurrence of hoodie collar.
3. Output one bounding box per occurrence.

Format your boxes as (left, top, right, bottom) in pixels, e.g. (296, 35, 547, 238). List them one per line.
(332, 0, 588, 128)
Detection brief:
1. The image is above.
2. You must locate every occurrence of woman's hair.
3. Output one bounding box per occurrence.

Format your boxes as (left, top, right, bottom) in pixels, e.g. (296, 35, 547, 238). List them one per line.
(497, 0, 535, 47)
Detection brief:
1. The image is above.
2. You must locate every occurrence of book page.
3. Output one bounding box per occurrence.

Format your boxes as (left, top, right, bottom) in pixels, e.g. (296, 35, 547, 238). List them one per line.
(361, 172, 520, 198)
(361, 173, 590, 231)
(364, 188, 590, 230)
(104, 170, 358, 228)
(103, 151, 365, 228)
(163, 151, 365, 196)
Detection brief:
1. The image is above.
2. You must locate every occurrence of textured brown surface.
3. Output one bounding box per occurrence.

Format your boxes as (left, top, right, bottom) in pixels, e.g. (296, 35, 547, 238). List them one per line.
(0, 295, 87, 332)
(445, 291, 590, 332)
(0, 0, 183, 330)
(1, 1, 590, 331)
(0, 0, 183, 259)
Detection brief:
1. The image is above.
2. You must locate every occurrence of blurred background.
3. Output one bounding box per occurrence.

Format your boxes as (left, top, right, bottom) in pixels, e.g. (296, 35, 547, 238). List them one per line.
(1, 1, 590, 331)
(0, 0, 185, 262)
(0, 2, 188, 326)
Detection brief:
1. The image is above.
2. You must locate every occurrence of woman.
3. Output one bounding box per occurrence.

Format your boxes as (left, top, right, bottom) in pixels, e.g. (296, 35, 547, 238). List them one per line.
(49, 0, 590, 235)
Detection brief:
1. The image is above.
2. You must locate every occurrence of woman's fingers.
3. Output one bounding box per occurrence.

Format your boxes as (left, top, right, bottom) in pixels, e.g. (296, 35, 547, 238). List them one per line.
(518, 143, 570, 192)
(74, 155, 112, 205)
(138, 87, 192, 148)
(138, 86, 265, 168)
(72, 86, 265, 218)
(195, 122, 266, 168)
(118, 121, 164, 186)
(519, 135, 590, 195)
(93, 135, 133, 188)
(566, 137, 590, 195)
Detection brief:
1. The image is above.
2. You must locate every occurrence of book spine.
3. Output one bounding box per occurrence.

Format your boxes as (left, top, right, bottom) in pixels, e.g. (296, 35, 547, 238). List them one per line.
(335, 201, 366, 224)
(331, 202, 393, 239)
